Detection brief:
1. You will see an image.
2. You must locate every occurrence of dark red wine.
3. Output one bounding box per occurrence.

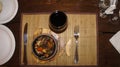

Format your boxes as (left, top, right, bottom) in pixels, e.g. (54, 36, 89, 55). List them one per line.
(50, 11, 67, 27)
(49, 10, 67, 33)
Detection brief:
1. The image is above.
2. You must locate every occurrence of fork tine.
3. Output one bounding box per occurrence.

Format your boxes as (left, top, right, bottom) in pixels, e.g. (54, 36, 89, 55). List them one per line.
(76, 25, 79, 32)
(74, 25, 80, 40)
(74, 25, 79, 33)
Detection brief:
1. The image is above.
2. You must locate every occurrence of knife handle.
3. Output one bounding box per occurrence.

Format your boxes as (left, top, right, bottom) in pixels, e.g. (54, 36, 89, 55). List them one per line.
(23, 44, 27, 65)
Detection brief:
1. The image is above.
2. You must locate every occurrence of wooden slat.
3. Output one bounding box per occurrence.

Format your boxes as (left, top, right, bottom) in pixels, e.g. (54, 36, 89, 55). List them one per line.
(21, 13, 97, 66)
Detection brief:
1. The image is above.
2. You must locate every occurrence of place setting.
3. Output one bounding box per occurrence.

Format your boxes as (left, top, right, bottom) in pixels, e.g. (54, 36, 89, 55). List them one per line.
(20, 10, 97, 66)
(0, 0, 18, 65)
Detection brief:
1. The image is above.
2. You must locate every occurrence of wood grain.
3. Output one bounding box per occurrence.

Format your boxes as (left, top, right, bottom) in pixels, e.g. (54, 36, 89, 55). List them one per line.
(20, 13, 97, 66)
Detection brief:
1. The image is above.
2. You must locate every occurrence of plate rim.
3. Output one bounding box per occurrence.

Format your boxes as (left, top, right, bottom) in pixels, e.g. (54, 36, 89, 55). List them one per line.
(32, 34, 58, 61)
(0, 25, 15, 65)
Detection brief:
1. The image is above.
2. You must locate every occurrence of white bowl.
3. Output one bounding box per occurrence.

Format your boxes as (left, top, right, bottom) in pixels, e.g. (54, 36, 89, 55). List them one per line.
(0, 0, 18, 24)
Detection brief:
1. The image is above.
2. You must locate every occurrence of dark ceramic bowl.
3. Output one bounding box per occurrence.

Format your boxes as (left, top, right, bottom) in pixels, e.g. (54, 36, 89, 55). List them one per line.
(32, 34, 58, 61)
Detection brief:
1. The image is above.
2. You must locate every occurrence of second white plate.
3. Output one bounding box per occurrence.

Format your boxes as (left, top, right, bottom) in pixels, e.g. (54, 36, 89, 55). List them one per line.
(0, 25, 15, 65)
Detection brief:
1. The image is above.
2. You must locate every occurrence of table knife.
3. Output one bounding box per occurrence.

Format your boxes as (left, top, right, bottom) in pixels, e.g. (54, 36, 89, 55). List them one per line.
(23, 23, 28, 65)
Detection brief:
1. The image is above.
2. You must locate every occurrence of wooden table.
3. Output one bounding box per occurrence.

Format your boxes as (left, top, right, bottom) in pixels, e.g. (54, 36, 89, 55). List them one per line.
(2, 0, 120, 67)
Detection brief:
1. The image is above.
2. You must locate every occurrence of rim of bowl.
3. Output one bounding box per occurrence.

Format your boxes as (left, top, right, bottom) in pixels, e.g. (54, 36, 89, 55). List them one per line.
(32, 34, 58, 61)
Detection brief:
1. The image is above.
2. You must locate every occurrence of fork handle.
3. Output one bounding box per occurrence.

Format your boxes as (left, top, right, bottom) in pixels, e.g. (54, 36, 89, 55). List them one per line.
(74, 40, 79, 64)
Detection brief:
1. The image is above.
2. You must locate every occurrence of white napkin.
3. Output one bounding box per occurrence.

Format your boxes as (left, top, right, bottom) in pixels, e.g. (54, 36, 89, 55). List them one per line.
(104, 5, 116, 14)
(103, 0, 118, 14)
(109, 31, 120, 54)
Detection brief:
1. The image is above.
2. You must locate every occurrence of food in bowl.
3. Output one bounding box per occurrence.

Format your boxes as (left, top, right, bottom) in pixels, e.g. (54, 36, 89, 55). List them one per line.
(32, 34, 58, 61)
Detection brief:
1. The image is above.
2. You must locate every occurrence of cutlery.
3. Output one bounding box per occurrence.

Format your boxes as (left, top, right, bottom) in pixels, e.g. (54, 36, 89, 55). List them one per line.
(74, 25, 80, 64)
(23, 23, 28, 65)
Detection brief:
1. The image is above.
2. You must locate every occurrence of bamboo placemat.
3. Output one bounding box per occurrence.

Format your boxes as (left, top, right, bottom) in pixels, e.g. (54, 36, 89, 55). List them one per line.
(20, 13, 97, 66)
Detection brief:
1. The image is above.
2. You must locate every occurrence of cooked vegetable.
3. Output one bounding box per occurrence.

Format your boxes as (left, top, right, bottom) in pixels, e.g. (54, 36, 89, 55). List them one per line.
(36, 47, 43, 52)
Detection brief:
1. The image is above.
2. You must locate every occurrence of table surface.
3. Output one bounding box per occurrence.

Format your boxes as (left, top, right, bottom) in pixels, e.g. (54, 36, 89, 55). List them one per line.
(2, 0, 120, 67)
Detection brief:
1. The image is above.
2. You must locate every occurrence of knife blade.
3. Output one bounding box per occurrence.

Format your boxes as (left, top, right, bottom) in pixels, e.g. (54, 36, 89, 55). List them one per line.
(23, 23, 28, 65)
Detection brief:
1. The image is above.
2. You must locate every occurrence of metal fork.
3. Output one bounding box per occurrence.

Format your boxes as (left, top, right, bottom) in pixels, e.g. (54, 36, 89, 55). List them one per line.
(74, 25, 80, 64)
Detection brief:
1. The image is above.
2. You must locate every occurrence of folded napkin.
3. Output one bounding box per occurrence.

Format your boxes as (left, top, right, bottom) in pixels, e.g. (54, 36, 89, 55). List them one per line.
(109, 31, 120, 54)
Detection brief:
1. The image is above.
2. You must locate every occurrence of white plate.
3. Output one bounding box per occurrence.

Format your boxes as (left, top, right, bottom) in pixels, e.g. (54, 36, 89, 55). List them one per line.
(0, 25, 15, 65)
(0, 0, 18, 24)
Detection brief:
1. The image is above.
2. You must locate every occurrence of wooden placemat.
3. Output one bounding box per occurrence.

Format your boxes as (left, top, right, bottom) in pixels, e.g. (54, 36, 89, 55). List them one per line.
(20, 13, 97, 66)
